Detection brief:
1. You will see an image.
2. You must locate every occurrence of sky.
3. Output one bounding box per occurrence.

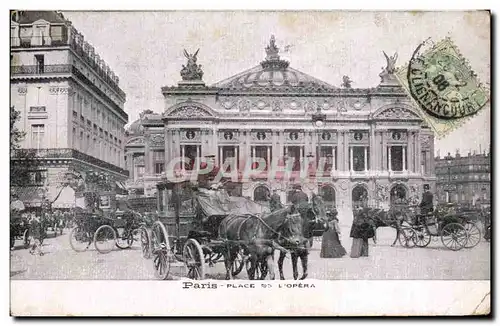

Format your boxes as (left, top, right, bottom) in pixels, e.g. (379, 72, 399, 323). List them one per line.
(62, 11, 491, 156)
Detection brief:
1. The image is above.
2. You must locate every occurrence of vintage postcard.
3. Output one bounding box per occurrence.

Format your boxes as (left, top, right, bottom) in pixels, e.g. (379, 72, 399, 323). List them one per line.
(9, 10, 491, 316)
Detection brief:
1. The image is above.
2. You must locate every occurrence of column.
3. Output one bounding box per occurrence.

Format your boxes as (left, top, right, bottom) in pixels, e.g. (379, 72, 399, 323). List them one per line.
(245, 130, 251, 166)
(311, 131, 318, 162)
(403, 146, 406, 171)
(252, 146, 256, 162)
(144, 135, 151, 175)
(344, 132, 349, 172)
(364, 147, 368, 171)
(406, 133, 411, 172)
(196, 145, 200, 171)
(235, 146, 239, 170)
(219, 146, 223, 167)
(349, 147, 353, 172)
(181, 145, 185, 172)
(128, 153, 134, 179)
(271, 131, 277, 166)
(299, 146, 303, 161)
(382, 131, 387, 171)
(337, 132, 343, 171)
(332, 147, 336, 171)
(267, 146, 271, 168)
(415, 131, 421, 174)
(388, 146, 392, 171)
(164, 130, 171, 163)
(278, 131, 284, 158)
(211, 127, 217, 158)
(369, 128, 375, 172)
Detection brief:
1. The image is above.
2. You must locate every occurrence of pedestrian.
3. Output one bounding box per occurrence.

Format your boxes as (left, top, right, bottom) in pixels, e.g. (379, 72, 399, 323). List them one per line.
(28, 214, 44, 256)
(349, 209, 375, 258)
(320, 208, 346, 258)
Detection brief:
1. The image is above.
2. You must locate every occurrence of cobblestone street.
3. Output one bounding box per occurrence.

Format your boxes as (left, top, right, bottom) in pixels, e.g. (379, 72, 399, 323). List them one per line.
(10, 224, 491, 281)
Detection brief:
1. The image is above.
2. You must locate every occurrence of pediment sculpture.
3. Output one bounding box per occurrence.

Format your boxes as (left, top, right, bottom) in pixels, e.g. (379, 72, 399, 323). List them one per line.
(168, 106, 212, 118)
(375, 107, 420, 120)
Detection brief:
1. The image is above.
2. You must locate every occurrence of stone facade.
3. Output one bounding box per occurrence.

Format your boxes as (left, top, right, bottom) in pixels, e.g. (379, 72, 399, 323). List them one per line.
(435, 151, 491, 205)
(10, 11, 128, 207)
(125, 36, 436, 221)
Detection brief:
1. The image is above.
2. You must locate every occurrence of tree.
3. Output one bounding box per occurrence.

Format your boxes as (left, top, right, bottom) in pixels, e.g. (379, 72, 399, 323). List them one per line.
(10, 106, 25, 151)
(10, 106, 39, 187)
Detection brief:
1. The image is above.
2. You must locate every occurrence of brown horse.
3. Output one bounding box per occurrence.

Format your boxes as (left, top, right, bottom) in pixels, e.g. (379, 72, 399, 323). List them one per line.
(218, 205, 305, 280)
(361, 207, 407, 246)
(277, 194, 328, 280)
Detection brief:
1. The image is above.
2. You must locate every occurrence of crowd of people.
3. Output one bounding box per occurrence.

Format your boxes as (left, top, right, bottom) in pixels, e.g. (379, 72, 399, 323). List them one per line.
(10, 194, 73, 255)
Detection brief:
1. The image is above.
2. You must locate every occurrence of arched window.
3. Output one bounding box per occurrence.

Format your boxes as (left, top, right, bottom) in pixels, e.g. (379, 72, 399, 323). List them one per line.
(319, 185, 336, 206)
(352, 185, 368, 209)
(253, 185, 270, 203)
(390, 184, 407, 204)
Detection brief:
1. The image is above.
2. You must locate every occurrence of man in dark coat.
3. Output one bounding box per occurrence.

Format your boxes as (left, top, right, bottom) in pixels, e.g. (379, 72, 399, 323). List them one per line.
(269, 189, 283, 212)
(418, 184, 434, 225)
(419, 184, 434, 214)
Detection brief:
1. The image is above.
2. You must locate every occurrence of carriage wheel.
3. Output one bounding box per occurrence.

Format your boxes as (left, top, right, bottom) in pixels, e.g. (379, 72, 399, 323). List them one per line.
(151, 221, 174, 280)
(151, 221, 170, 253)
(231, 249, 245, 277)
(413, 226, 431, 248)
(183, 239, 206, 280)
(153, 249, 171, 280)
(69, 227, 92, 252)
(94, 225, 116, 254)
(441, 223, 467, 251)
(464, 222, 481, 249)
(115, 228, 134, 250)
(398, 228, 416, 248)
(23, 229, 31, 248)
(139, 226, 151, 259)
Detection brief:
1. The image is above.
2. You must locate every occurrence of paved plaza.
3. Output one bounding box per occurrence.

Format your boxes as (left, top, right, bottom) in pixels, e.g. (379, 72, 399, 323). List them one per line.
(10, 224, 490, 281)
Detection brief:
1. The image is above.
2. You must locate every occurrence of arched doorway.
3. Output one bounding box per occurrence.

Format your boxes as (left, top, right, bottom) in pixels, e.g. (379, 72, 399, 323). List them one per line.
(253, 185, 270, 205)
(390, 184, 407, 205)
(319, 185, 336, 208)
(352, 184, 368, 209)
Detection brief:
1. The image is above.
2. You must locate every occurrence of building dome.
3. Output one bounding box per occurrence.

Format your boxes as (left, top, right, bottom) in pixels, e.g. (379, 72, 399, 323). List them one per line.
(213, 35, 336, 92)
(126, 119, 144, 136)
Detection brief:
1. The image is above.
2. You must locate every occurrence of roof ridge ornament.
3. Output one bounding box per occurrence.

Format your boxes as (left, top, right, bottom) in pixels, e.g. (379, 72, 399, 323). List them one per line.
(266, 35, 280, 61)
(261, 35, 289, 70)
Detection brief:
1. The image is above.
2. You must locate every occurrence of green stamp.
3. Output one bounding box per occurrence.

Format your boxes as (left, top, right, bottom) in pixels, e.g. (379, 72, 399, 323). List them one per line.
(396, 37, 490, 138)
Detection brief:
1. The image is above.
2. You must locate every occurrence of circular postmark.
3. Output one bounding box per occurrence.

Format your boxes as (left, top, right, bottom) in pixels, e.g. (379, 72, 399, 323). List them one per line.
(407, 40, 488, 120)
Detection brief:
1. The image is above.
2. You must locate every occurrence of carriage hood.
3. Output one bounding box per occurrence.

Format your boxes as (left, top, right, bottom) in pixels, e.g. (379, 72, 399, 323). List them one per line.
(194, 188, 270, 218)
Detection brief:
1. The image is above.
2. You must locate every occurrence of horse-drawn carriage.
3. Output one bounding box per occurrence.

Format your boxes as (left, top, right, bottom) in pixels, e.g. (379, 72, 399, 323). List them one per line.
(10, 213, 31, 249)
(376, 203, 482, 251)
(141, 180, 327, 280)
(69, 191, 146, 254)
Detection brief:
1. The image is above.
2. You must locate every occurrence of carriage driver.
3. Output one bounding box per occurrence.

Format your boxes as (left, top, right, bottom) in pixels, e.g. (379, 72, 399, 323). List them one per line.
(418, 184, 434, 223)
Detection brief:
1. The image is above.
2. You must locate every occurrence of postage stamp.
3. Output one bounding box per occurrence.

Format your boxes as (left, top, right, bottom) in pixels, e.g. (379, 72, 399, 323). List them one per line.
(395, 37, 490, 139)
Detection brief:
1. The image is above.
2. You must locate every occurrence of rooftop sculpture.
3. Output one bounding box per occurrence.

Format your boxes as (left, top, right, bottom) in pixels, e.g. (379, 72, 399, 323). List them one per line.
(180, 49, 204, 81)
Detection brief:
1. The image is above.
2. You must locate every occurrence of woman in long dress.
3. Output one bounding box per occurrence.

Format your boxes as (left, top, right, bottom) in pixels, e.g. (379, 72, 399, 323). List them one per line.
(320, 209, 346, 258)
